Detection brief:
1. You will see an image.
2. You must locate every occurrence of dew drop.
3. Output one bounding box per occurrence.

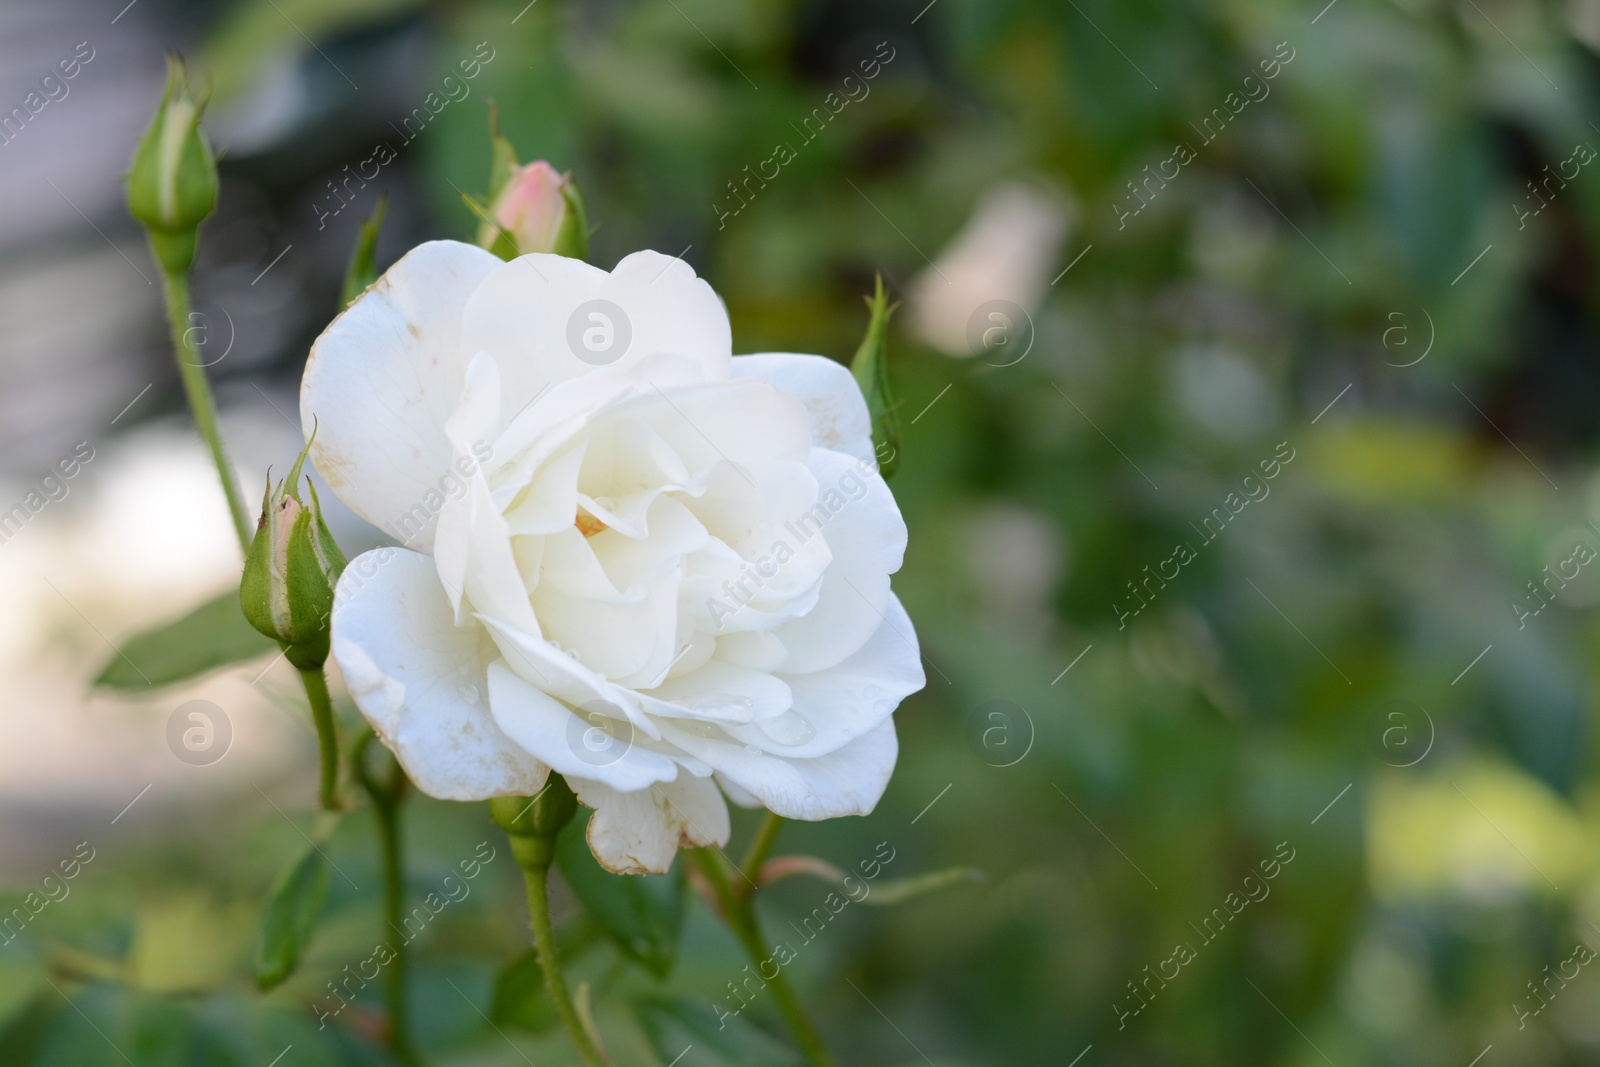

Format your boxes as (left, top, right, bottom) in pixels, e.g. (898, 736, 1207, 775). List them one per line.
(459, 684, 480, 703)
(756, 710, 816, 747)
(872, 699, 891, 715)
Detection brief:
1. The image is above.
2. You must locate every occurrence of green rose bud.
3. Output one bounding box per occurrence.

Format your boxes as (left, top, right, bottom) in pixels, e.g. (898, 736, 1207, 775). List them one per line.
(240, 438, 346, 670)
(489, 775, 578, 870)
(127, 55, 218, 275)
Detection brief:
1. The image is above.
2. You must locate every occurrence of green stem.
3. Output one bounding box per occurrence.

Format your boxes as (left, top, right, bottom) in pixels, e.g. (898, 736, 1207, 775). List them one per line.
(738, 811, 785, 896)
(297, 666, 340, 811)
(354, 731, 420, 1065)
(160, 257, 340, 832)
(522, 866, 614, 1067)
(691, 850, 838, 1067)
(376, 796, 422, 1065)
(157, 265, 251, 550)
(158, 267, 339, 821)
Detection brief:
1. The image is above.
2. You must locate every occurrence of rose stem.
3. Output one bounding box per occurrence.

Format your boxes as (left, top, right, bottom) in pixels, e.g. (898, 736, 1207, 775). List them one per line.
(740, 810, 785, 880)
(522, 865, 615, 1067)
(355, 732, 422, 1067)
(690, 846, 839, 1067)
(158, 268, 251, 547)
(158, 262, 343, 809)
(378, 804, 422, 1066)
(297, 666, 341, 812)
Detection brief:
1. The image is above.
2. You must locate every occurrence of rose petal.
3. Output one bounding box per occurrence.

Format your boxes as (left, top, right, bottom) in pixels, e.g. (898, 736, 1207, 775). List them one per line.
(486, 659, 683, 790)
(330, 547, 548, 799)
(729, 594, 923, 758)
(732, 352, 875, 464)
(301, 240, 502, 550)
(459, 251, 731, 416)
(568, 772, 730, 875)
(770, 449, 908, 673)
(659, 717, 900, 821)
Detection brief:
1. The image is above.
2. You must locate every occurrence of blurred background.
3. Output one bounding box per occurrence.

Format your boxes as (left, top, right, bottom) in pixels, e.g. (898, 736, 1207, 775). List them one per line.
(3, 0, 1599, 1063)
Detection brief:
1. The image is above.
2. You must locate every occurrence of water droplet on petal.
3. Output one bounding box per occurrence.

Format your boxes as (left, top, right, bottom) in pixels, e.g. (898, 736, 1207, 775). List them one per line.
(864, 685, 882, 698)
(459, 684, 480, 703)
(756, 710, 816, 747)
(872, 699, 891, 715)
(744, 744, 763, 755)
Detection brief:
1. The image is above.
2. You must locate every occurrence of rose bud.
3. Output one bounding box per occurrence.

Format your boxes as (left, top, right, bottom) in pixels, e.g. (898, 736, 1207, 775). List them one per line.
(240, 441, 347, 670)
(126, 55, 218, 275)
(480, 161, 589, 260)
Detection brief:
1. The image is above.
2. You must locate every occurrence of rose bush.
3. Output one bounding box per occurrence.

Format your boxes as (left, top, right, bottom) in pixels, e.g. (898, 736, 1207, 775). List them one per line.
(302, 241, 923, 873)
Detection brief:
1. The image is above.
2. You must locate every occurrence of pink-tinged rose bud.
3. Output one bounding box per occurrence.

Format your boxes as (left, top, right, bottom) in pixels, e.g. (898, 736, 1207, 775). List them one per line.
(482, 162, 588, 259)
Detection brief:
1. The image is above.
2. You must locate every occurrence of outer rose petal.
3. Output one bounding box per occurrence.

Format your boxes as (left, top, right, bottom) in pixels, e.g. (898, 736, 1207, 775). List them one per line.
(770, 448, 909, 674)
(659, 718, 900, 821)
(300, 240, 502, 551)
(569, 773, 731, 874)
(730, 594, 923, 759)
(732, 353, 875, 464)
(331, 548, 548, 799)
(459, 250, 731, 414)
(485, 660, 683, 790)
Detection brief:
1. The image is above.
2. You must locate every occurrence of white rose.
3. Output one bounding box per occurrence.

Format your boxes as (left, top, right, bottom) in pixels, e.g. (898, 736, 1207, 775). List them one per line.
(301, 241, 924, 874)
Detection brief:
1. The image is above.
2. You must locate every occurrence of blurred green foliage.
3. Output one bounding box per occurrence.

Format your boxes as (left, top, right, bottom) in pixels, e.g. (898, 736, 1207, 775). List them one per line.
(12, 0, 1600, 1063)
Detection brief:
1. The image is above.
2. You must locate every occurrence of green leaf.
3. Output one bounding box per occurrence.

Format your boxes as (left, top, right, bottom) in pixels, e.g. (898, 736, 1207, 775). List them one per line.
(635, 996, 804, 1067)
(0, 990, 59, 1066)
(489, 949, 559, 1034)
(862, 866, 985, 906)
(94, 590, 276, 691)
(339, 196, 387, 308)
(253, 837, 333, 991)
(554, 821, 684, 978)
(849, 274, 901, 477)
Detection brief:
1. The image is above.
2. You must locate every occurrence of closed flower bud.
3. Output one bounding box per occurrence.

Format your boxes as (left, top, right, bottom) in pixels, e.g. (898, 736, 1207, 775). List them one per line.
(240, 440, 346, 670)
(126, 56, 218, 275)
(480, 161, 588, 260)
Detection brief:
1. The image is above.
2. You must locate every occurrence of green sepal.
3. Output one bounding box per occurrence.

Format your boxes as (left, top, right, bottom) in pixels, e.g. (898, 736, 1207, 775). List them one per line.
(491, 775, 579, 870)
(850, 274, 902, 477)
(552, 178, 589, 261)
(338, 196, 387, 308)
(483, 100, 521, 207)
